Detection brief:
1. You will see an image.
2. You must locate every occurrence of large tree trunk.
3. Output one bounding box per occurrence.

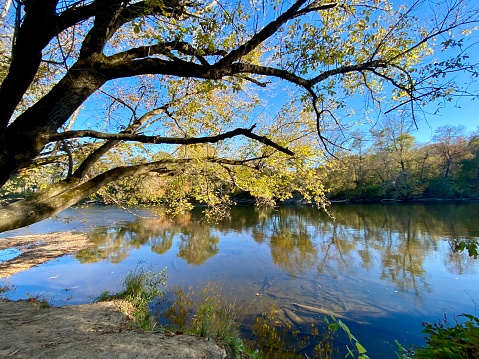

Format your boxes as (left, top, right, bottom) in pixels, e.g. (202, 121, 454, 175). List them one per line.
(0, 160, 178, 233)
(0, 64, 107, 188)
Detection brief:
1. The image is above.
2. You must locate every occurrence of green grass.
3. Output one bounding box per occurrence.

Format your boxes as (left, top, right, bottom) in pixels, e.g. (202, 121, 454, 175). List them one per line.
(162, 283, 261, 359)
(96, 266, 167, 330)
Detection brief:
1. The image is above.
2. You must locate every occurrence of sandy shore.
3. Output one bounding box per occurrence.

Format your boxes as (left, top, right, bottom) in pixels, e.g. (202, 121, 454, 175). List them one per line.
(0, 232, 92, 278)
(0, 233, 231, 358)
(0, 299, 230, 358)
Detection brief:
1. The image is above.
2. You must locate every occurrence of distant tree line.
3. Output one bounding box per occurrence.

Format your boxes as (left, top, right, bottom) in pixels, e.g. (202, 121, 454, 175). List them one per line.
(320, 124, 479, 201)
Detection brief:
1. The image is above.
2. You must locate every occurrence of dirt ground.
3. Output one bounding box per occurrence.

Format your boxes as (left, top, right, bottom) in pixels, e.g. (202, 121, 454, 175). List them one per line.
(0, 233, 231, 358)
(0, 299, 230, 358)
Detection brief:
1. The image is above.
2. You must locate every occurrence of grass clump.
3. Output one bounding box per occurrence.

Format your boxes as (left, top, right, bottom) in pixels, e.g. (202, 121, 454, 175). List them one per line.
(26, 294, 52, 308)
(96, 266, 167, 330)
(163, 283, 257, 359)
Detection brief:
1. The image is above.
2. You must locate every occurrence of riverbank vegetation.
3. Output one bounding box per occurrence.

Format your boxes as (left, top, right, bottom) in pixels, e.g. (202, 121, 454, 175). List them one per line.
(96, 266, 168, 330)
(94, 268, 339, 358)
(321, 125, 479, 202)
(96, 269, 261, 358)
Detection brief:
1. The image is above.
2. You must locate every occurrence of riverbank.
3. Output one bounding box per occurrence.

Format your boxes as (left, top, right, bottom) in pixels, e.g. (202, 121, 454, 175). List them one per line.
(0, 232, 92, 278)
(0, 232, 235, 358)
(0, 299, 231, 359)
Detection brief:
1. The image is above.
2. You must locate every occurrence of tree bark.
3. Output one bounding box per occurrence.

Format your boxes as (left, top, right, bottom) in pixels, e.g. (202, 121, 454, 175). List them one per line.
(0, 160, 181, 233)
(0, 62, 107, 187)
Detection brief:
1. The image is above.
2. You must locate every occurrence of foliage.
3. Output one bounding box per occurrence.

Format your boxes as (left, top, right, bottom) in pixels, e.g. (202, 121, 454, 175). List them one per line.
(295, 312, 479, 359)
(322, 126, 479, 201)
(326, 316, 369, 359)
(413, 314, 479, 359)
(454, 240, 479, 259)
(96, 266, 167, 329)
(323, 313, 479, 359)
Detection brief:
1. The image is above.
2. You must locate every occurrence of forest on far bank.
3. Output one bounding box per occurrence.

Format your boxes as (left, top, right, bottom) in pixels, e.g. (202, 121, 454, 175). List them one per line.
(321, 124, 479, 201)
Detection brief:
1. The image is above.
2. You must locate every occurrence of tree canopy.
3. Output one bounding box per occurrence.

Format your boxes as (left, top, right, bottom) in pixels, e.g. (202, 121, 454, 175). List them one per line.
(0, 0, 478, 232)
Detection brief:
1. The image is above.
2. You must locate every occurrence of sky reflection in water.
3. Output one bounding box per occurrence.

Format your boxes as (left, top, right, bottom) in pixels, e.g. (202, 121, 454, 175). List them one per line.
(1, 203, 478, 358)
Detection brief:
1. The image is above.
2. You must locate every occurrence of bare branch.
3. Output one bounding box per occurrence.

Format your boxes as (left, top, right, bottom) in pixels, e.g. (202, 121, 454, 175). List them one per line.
(241, 76, 269, 87)
(369, 68, 411, 95)
(207, 155, 270, 166)
(106, 42, 227, 63)
(46, 126, 294, 156)
(292, 2, 337, 18)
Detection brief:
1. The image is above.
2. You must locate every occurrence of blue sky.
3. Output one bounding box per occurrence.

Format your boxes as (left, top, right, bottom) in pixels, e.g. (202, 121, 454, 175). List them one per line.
(413, 96, 478, 142)
(57, 0, 479, 152)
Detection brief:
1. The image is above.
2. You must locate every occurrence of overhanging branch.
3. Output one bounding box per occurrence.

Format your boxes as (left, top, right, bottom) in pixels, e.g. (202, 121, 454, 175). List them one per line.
(215, 0, 336, 67)
(46, 126, 295, 156)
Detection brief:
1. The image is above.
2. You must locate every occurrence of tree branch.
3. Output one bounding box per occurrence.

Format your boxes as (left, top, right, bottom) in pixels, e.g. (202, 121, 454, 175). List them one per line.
(207, 156, 269, 167)
(46, 126, 295, 156)
(72, 102, 171, 179)
(214, 0, 336, 67)
(0, 154, 280, 232)
(106, 41, 227, 63)
(292, 1, 337, 18)
(61, 140, 74, 177)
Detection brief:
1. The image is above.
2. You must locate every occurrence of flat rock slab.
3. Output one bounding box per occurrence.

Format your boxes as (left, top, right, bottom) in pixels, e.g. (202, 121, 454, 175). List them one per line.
(0, 300, 230, 359)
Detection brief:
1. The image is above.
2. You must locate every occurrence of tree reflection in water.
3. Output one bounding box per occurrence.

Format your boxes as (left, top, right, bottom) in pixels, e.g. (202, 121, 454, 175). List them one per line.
(76, 204, 478, 292)
(68, 204, 479, 357)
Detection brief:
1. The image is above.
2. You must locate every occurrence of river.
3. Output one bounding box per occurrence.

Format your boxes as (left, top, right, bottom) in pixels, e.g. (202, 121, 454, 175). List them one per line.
(1, 203, 478, 358)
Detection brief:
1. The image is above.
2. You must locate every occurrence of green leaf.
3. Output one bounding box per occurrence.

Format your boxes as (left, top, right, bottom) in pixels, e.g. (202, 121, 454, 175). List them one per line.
(338, 319, 354, 341)
(356, 341, 367, 354)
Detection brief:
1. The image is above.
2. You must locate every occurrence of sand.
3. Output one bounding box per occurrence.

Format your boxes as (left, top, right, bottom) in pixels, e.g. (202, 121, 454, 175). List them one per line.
(0, 233, 231, 358)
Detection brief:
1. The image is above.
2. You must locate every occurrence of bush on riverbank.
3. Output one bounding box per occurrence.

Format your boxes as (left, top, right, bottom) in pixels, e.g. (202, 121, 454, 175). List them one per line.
(412, 314, 479, 359)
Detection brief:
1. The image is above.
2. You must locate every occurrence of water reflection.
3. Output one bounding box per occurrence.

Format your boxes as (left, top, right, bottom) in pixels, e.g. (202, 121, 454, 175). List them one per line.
(76, 214, 184, 263)
(178, 230, 219, 265)
(2, 203, 478, 358)
(74, 204, 479, 280)
(65, 203, 479, 321)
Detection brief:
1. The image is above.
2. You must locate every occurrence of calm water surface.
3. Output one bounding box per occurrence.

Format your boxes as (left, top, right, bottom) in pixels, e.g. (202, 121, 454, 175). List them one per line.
(1, 203, 479, 358)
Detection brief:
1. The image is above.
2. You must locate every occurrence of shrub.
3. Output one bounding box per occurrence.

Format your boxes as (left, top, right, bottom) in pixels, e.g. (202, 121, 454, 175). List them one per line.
(413, 314, 479, 359)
